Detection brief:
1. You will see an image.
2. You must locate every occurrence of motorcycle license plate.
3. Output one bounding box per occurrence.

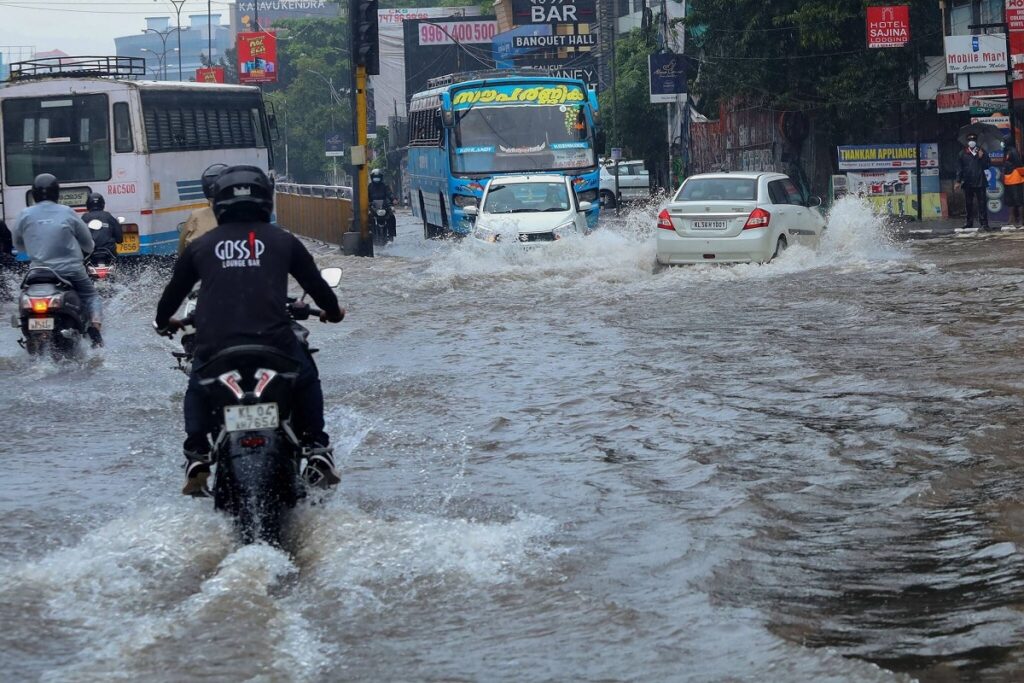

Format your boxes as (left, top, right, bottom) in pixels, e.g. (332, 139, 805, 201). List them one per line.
(28, 318, 55, 331)
(224, 403, 279, 432)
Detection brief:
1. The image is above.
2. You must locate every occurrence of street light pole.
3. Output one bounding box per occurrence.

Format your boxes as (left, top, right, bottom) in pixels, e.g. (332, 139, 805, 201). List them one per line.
(142, 25, 179, 79)
(169, 0, 186, 80)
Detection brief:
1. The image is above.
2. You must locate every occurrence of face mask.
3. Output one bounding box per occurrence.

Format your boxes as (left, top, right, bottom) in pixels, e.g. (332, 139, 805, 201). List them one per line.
(968, 141, 978, 150)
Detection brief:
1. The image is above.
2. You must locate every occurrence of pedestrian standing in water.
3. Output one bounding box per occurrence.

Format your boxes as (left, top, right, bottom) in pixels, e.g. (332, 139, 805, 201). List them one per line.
(955, 133, 992, 232)
(1002, 140, 1024, 230)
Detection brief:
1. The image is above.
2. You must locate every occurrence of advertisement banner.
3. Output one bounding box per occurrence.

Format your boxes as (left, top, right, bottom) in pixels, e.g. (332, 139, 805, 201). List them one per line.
(235, 0, 338, 31)
(418, 20, 497, 45)
(237, 31, 278, 83)
(847, 168, 943, 218)
(403, 18, 496, 100)
(1009, 0, 1024, 33)
(649, 53, 687, 104)
(837, 143, 939, 171)
(944, 34, 1008, 73)
(509, 0, 596, 25)
(325, 132, 345, 158)
(936, 86, 1006, 113)
(195, 66, 225, 83)
(450, 82, 587, 109)
(866, 5, 910, 48)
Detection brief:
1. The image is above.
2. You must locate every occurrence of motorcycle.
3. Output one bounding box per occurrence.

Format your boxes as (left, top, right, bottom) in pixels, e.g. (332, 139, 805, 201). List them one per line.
(10, 267, 89, 360)
(369, 200, 395, 246)
(168, 267, 343, 545)
(85, 248, 117, 284)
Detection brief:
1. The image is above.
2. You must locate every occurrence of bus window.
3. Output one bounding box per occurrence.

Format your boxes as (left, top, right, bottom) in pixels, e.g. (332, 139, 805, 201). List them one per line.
(2, 94, 111, 185)
(140, 90, 263, 152)
(113, 102, 134, 153)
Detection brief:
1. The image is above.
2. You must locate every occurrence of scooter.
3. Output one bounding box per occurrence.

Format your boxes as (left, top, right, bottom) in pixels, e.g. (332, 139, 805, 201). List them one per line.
(11, 267, 90, 360)
(369, 200, 395, 246)
(85, 248, 117, 284)
(168, 267, 343, 545)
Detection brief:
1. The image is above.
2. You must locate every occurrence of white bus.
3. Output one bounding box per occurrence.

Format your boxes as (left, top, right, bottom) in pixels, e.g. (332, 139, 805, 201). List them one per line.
(0, 56, 274, 255)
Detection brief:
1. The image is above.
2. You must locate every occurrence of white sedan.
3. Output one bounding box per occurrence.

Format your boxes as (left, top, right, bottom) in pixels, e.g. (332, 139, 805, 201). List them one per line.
(466, 174, 592, 245)
(656, 172, 826, 265)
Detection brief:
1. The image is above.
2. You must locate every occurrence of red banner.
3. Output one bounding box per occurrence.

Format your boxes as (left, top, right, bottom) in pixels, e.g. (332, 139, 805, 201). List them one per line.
(237, 31, 278, 84)
(1009, 0, 1024, 32)
(866, 5, 910, 49)
(195, 66, 225, 83)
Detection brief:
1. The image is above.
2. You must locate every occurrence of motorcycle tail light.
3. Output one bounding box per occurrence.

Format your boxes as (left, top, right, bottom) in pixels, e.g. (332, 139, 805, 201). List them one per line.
(28, 297, 58, 313)
(240, 435, 266, 448)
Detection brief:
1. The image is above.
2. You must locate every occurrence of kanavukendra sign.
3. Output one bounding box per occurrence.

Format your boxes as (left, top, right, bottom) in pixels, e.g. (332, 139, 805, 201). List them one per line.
(837, 143, 939, 171)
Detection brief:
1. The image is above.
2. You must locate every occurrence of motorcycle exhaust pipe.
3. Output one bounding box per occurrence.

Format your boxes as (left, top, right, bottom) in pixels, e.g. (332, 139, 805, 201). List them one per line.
(60, 329, 76, 339)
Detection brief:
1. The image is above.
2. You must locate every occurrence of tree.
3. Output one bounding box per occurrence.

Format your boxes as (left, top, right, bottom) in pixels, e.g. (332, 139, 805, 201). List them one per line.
(684, 0, 942, 144)
(599, 26, 667, 171)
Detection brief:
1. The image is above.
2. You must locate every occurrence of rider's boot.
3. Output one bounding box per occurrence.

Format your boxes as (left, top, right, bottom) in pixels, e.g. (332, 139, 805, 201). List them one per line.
(300, 438, 341, 488)
(87, 325, 103, 348)
(182, 437, 212, 497)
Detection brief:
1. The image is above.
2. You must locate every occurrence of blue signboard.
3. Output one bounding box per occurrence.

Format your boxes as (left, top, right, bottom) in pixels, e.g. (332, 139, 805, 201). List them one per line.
(325, 132, 346, 158)
(493, 24, 553, 67)
(648, 53, 687, 104)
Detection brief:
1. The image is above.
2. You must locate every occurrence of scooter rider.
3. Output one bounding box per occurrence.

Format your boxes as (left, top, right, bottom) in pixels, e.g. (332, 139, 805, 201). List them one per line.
(153, 165, 345, 496)
(81, 193, 123, 257)
(11, 173, 104, 348)
(177, 163, 227, 255)
(368, 168, 397, 237)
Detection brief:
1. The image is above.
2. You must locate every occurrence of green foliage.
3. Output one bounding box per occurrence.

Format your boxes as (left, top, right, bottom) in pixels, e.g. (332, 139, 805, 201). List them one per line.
(685, 0, 941, 142)
(599, 27, 667, 170)
(265, 17, 353, 183)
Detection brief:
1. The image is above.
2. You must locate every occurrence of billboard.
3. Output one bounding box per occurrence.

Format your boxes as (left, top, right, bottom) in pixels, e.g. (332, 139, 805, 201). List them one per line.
(417, 20, 497, 46)
(195, 66, 225, 83)
(944, 34, 1008, 73)
(836, 143, 939, 171)
(866, 5, 910, 48)
(235, 0, 339, 31)
(491, 23, 598, 89)
(649, 53, 687, 104)
(509, 0, 596, 25)
(237, 31, 278, 83)
(403, 17, 496, 101)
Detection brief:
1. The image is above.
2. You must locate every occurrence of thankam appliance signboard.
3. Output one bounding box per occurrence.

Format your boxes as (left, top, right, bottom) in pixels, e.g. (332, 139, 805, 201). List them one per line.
(866, 5, 910, 48)
(944, 34, 1008, 73)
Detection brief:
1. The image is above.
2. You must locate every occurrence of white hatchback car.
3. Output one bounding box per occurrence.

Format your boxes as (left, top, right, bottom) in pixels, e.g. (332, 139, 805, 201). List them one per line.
(656, 172, 826, 265)
(467, 174, 592, 245)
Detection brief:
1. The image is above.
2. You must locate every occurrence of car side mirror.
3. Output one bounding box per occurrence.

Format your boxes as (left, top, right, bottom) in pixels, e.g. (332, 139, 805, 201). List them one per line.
(463, 205, 479, 217)
(320, 267, 343, 288)
(578, 201, 592, 212)
(806, 195, 822, 207)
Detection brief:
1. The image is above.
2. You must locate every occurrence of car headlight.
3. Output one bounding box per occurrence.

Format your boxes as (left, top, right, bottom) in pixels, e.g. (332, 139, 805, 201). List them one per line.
(553, 221, 577, 240)
(577, 190, 598, 203)
(453, 194, 478, 208)
(473, 226, 500, 243)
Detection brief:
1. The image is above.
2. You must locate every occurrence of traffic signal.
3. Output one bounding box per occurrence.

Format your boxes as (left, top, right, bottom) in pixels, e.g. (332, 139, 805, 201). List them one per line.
(351, 0, 379, 75)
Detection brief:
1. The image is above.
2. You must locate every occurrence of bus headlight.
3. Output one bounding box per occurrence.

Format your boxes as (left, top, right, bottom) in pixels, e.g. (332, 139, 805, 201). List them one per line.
(453, 194, 478, 208)
(577, 190, 598, 203)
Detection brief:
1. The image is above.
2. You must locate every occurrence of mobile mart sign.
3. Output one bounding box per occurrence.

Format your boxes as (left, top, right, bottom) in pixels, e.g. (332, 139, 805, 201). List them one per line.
(944, 34, 1008, 73)
(867, 5, 910, 48)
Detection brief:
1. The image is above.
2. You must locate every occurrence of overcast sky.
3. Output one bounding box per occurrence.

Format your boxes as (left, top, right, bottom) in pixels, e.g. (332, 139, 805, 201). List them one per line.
(0, 0, 233, 58)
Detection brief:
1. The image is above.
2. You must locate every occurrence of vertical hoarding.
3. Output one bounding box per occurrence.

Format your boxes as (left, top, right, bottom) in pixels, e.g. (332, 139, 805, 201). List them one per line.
(237, 31, 278, 83)
(866, 5, 911, 48)
(649, 54, 687, 104)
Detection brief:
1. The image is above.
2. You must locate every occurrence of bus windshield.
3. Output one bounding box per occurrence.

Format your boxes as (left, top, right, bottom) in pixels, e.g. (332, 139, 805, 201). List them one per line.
(2, 93, 111, 185)
(452, 103, 594, 175)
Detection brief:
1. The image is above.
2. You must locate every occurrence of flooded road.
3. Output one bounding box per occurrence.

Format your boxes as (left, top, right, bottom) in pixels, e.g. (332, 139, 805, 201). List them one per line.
(3, 198, 1024, 681)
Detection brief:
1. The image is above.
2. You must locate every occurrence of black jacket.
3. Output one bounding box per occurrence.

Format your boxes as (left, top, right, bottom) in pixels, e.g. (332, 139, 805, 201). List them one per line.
(368, 181, 396, 205)
(956, 148, 991, 188)
(154, 221, 343, 360)
(81, 210, 123, 255)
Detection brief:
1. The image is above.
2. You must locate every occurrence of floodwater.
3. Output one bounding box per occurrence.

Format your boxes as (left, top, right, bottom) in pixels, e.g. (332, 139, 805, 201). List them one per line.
(3, 198, 1024, 682)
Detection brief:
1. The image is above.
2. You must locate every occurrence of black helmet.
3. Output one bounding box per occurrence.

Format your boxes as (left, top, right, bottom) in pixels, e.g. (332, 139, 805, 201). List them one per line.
(31, 173, 59, 203)
(211, 165, 274, 223)
(370, 168, 383, 182)
(201, 163, 229, 200)
(86, 192, 105, 211)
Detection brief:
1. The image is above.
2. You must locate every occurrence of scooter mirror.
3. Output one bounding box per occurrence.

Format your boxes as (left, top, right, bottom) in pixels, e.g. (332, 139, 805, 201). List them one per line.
(88, 219, 103, 231)
(320, 267, 343, 288)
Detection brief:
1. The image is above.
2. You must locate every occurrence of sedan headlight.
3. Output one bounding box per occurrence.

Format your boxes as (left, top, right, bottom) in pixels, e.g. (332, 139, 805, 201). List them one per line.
(473, 226, 500, 243)
(577, 189, 598, 203)
(552, 221, 577, 240)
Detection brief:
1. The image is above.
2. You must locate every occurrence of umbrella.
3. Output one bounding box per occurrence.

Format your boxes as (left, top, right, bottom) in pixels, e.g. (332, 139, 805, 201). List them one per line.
(957, 122, 1004, 152)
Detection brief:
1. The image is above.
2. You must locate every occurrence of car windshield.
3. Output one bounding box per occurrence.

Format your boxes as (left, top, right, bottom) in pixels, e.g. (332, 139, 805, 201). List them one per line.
(676, 178, 758, 202)
(483, 182, 570, 214)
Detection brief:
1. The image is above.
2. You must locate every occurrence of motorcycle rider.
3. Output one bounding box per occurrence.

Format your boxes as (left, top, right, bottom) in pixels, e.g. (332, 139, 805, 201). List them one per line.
(81, 193, 123, 258)
(177, 163, 227, 255)
(11, 173, 104, 347)
(368, 168, 397, 239)
(153, 165, 345, 496)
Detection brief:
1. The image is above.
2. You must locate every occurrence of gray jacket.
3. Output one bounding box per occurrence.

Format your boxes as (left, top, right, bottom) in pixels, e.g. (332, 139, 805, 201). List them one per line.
(12, 201, 94, 274)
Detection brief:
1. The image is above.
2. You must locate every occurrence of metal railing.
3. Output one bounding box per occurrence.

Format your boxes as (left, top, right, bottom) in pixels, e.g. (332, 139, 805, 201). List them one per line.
(9, 56, 146, 81)
(275, 183, 352, 245)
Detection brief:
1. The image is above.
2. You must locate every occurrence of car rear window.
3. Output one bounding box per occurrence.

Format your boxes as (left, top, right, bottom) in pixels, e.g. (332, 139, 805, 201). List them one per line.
(675, 178, 757, 202)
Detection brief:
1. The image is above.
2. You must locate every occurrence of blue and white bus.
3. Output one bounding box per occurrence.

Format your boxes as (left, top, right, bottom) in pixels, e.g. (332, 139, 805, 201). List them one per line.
(407, 71, 601, 238)
(1, 56, 274, 255)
